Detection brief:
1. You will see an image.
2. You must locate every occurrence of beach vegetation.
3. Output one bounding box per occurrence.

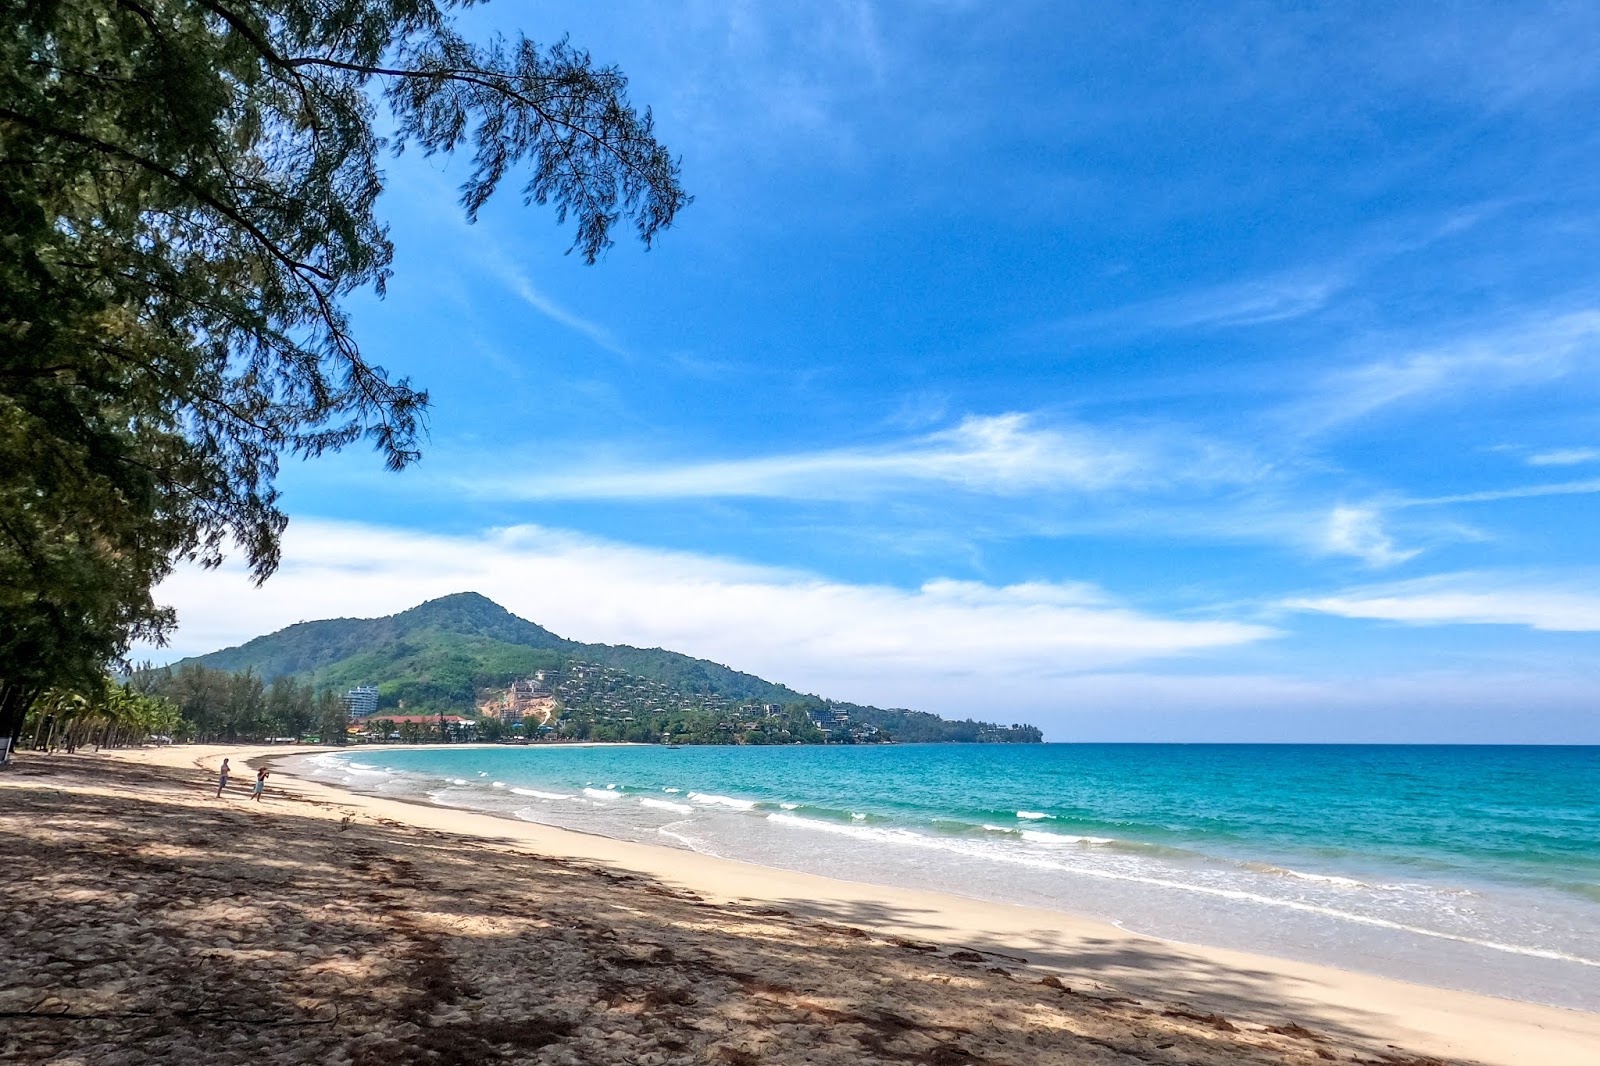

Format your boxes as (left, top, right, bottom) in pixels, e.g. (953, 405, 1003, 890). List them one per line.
(20, 676, 180, 753)
(0, 2, 686, 759)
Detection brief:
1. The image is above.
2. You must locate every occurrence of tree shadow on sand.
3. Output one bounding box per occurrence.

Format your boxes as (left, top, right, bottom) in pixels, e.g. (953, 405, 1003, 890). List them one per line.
(0, 758, 1460, 1066)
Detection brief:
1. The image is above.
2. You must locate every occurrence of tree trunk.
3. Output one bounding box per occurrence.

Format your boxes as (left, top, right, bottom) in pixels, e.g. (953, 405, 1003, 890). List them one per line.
(0, 684, 35, 766)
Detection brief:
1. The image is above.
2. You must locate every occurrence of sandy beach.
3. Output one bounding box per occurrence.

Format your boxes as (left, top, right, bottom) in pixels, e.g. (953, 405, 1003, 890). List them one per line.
(3, 744, 1597, 1066)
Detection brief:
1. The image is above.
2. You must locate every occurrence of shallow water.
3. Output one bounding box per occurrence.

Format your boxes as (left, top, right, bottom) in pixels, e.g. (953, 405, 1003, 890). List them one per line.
(287, 743, 1600, 1011)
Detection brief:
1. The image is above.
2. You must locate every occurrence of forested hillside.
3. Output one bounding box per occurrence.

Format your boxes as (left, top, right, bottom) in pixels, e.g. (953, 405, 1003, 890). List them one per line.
(163, 593, 1043, 743)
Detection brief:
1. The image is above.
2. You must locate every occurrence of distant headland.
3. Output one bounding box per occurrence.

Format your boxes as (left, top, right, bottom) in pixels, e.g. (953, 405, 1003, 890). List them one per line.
(144, 593, 1043, 746)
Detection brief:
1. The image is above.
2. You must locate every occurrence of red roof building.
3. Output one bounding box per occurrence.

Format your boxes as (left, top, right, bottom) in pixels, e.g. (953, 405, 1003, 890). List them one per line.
(358, 714, 470, 726)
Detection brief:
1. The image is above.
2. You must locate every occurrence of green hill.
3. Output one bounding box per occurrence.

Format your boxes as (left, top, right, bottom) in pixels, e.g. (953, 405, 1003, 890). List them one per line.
(167, 592, 1043, 743)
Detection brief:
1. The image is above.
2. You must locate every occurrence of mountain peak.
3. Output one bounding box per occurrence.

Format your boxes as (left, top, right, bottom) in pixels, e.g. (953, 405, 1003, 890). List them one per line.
(392, 593, 572, 647)
(404, 591, 509, 615)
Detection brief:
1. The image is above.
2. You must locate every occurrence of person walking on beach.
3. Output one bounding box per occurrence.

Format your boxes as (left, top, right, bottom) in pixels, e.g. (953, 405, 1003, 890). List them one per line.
(215, 758, 230, 798)
(252, 767, 269, 802)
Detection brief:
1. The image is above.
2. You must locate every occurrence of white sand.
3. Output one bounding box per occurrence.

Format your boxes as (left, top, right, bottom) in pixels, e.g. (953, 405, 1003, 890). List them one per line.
(98, 744, 1600, 1066)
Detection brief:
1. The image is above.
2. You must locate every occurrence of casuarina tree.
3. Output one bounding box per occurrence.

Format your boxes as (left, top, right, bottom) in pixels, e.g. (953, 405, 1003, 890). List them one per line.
(0, 0, 689, 759)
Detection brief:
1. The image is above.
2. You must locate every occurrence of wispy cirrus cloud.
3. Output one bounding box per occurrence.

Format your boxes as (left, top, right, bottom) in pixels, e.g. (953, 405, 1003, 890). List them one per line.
(1297, 309, 1600, 432)
(1048, 271, 1346, 339)
(1528, 447, 1600, 467)
(461, 413, 1260, 501)
(145, 519, 1275, 719)
(1128, 274, 1346, 330)
(1403, 477, 1600, 507)
(1285, 571, 1600, 631)
(481, 254, 629, 357)
(390, 173, 630, 358)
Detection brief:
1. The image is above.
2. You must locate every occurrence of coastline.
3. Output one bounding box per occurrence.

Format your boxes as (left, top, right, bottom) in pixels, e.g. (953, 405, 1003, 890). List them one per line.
(70, 742, 1600, 1066)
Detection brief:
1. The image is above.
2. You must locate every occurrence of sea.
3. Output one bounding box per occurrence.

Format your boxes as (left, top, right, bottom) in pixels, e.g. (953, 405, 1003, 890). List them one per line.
(286, 743, 1600, 1011)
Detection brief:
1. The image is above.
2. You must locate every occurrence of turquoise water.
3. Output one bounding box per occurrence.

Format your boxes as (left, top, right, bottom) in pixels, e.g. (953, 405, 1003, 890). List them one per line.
(292, 743, 1600, 1009)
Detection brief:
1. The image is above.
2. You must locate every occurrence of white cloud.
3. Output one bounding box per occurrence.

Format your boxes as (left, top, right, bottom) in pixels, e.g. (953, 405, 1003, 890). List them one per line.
(1405, 477, 1600, 506)
(1145, 275, 1345, 329)
(1528, 447, 1600, 467)
(463, 413, 1256, 501)
(486, 257, 628, 357)
(1321, 505, 1420, 566)
(393, 179, 629, 357)
(143, 519, 1275, 713)
(1051, 272, 1345, 339)
(1285, 572, 1600, 631)
(1301, 310, 1600, 431)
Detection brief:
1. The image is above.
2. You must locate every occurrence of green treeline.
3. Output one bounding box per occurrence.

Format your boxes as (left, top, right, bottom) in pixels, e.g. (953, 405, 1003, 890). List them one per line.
(125, 665, 350, 744)
(18, 677, 180, 753)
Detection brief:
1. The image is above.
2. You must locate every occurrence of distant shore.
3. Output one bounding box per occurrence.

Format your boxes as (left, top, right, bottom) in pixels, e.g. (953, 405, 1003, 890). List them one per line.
(4, 744, 1598, 1066)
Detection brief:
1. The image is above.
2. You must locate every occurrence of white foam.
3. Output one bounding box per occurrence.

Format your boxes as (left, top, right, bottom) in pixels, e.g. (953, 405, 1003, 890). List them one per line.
(583, 787, 621, 801)
(779, 802, 800, 810)
(641, 798, 694, 814)
(1251, 864, 1371, 889)
(451, 778, 467, 785)
(851, 813, 867, 821)
(656, 826, 714, 854)
(512, 788, 572, 800)
(664, 787, 683, 794)
(760, 815, 1600, 969)
(1017, 811, 1053, 820)
(767, 813, 927, 845)
(491, 781, 507, 789)
(982, 824, 1019, 834)
(688, 792, 757, 810)
(1021, 830, 1114, 846)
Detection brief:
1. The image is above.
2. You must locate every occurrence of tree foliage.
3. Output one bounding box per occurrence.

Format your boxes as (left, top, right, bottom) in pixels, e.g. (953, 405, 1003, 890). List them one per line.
(132, 661, 347, 743)
(0, 1, 687, 756)
(22, 676, 180, 752)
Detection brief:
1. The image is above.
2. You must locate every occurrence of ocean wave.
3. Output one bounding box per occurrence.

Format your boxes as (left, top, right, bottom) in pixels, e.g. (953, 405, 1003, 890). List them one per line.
(779, 802, 800, 810)
(664, 787, 682, 794)
(767, 813, 919, 843)
(491, 781, 507, 789)
(688, 791, 757, 810)
(1017, 810, 1054, 820)
(763, 814, 1597, 967)
(583, 787, 621, 801)
(1021, 830, 1114, 846)
(1242, 862, 1373, 889)
(512, 788, 572, 800)
(655, 826, 712, 854)
(451, 778, 467, 785)
(641, 798, 694, 814)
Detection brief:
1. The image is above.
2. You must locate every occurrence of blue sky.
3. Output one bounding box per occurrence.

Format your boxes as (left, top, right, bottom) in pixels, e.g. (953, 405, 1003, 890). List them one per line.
(154, 1, 1600, 741)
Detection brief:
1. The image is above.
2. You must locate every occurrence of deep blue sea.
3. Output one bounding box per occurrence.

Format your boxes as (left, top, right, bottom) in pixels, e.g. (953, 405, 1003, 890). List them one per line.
(289, 743, 1600, 1010)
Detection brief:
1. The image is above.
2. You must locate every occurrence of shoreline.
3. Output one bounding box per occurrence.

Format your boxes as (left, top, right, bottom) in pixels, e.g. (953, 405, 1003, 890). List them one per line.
(90, 742, 1600, 1066)
(273, 741, 1600, 1012)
